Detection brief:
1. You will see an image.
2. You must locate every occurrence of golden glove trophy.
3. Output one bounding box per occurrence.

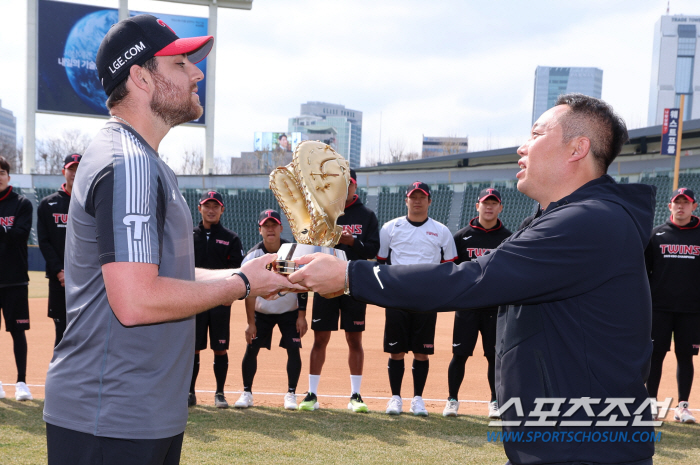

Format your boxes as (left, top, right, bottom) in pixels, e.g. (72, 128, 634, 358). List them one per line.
(269, 140, 351, 274)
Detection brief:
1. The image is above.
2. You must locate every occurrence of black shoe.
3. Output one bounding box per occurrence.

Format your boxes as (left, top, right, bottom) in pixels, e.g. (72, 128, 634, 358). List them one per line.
(215, 392, 229, 409)
(188, 392, 197, 407)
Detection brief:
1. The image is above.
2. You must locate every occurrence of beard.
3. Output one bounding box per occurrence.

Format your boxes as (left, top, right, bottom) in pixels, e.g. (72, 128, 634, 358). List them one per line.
(150, 71, 203, 128)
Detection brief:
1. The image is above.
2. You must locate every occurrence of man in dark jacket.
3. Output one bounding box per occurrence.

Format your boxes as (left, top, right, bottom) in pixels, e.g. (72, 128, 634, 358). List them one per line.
(189, 191, 245, 409)
(300, 169, 380, 412)
(290, 94, 657, 465)
(445, 187, 512, 418)
(37, 153, 81, 347)
(0, 156, 33, 401)
(645, 187, 700, 423)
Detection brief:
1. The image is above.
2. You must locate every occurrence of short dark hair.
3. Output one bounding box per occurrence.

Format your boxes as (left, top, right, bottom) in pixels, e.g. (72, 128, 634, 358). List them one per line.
(555, 93, 628, 174)
(0, 156, 10, 173)
(106, 57, 159, 110)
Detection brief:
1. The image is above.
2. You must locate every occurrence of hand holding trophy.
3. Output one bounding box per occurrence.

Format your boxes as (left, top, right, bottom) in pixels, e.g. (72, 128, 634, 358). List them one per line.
(269, 140, 350, 275)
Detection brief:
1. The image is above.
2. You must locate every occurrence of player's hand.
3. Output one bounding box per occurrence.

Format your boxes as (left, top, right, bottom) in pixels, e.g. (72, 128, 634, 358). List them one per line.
(296, 315, 308, 338)
(245, 323, 256, 345)
(237, 254, 306, 300)
(57, 270, 65, 287)
(288, 253, 346, 296)
(338, 231, 355, 246)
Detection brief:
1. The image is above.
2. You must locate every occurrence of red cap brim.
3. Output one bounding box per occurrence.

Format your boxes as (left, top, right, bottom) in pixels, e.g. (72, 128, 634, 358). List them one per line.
(407, 188, 430, 197)
(200, 199, 223, 207)
(155, 36, 214, 63)
(259, 218, 282, 226)
(64, 162, 80, 169)
(671, 194, 696, 203)
(479, 194, 501, 203)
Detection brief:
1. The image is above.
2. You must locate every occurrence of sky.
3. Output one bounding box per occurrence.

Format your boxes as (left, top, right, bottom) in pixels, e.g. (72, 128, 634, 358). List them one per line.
(1, 0, 699, 168)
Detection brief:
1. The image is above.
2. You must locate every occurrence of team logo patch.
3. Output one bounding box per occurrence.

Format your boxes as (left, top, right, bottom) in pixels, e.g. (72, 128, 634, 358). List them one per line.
(293, 338, 301, 343)
(216, 239, 229, 245)
(426, 231, 438, 237)
(0, 216, 15, 227)
(219, 339, 227, 344)
(423, 344, 434, 349)
(16, 319, 29, 324)
(353, 321, 364, 325)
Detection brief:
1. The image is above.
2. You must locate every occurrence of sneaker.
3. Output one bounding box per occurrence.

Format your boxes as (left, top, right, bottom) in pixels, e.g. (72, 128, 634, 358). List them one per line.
(298, 392, 319, 411)
(674, 401, 696, 423)
(348, 393, 369, 413)
(443, 398, 459, 417)
(0, 382, 5, 399)
(234, 391, 253, 409)
(386, 395, 403, 415)
(15, 382, 32, 401)
(284, 392, 297, 410)
(488, 400, 501, 419)
(188, 392, 197, 407)
(410, 396, 428, 417)
(215, 392, 229, 409)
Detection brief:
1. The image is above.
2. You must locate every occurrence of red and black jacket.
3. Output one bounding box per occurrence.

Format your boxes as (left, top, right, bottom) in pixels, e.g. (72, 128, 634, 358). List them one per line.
(193, 221, 245, 270)
(645, 215, 700, 313)
(0, 186, 33, 286)
(336, 195, 380, 261)
(453, 217, 512, 265)
(37, 184, 71, 284)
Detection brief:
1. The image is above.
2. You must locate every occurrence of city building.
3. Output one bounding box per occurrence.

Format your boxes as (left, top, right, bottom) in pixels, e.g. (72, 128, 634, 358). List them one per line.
(0, 100, 17, 145)
(288, 101, 362, 169)
(421, 136, 468, 158)
(532, 66, 603, 125)
(648, 15, 700, 125)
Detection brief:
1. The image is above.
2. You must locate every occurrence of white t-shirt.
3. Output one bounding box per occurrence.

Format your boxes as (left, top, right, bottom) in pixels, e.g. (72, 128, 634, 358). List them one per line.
(242, 243, 301, 315)
(377, 216, 457, 265)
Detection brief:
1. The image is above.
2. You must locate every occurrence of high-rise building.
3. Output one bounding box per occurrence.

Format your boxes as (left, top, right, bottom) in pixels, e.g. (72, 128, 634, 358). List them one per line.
(532, 66, 603, 125)
(0, 100, 17, 145)
(288, 101, 362, 168)
(648, 15, 700, 125)
(421, 136, 468, 158)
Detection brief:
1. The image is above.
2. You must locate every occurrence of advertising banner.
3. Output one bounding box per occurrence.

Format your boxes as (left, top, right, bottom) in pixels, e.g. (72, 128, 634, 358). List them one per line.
(37, 0, 208, 124)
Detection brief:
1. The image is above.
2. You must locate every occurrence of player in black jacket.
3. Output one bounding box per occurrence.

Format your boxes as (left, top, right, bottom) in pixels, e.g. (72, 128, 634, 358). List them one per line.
(189, 191, 245, 409)
(37, 153, 81, 347)
(645, 188, 700, 423)
(301, 169, 380, 413)
(0, 156, 33, 401)
(444, 188, 511, 418)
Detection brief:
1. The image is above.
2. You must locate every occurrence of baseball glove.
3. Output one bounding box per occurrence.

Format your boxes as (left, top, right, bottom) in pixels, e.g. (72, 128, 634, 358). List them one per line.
(269, 140, 350, 247)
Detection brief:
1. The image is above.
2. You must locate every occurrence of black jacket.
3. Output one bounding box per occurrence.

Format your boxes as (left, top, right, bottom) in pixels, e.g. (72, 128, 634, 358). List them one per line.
(0, 186, 33, 286)
(193, 221, 244, 270)
(37, 185, 71, 283)
(453, 217, 512, 265)
(336, 195, 380, 261)
(349, 176, 656, 465)
(645, 215, 700, 313)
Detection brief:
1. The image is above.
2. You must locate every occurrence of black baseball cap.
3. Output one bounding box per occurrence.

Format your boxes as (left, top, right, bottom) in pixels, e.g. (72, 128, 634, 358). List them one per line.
(671, 188, 696, 203)
(96, 14, 214, 96)
(63, 153, 82, 169)
(258, 209, 282, 225)
(406, 181, 431, 198)
(199, 191, 224, 207)
(349, 169, 357, 185)
(478, 188, 502, 203)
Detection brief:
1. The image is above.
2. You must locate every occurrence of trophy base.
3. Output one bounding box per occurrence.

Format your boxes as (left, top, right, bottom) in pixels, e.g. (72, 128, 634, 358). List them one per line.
(272, 243, 347, 274)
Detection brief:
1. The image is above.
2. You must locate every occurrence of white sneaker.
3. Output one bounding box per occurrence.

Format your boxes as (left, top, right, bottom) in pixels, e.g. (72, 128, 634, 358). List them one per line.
(386, 395, 403, 415)
(674, 401, 696, 423)
(15, 382, 32, 401)
(443, 399, 459, 417)
(234, 391, 253, 408)
(0, 382, 5, 399)
(284, 392, 297, 410)
(410, 396, 428, 417)
(488, 400, 500, 419)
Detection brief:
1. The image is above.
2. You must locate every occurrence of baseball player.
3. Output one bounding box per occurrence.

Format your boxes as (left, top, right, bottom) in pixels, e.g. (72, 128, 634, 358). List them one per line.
(44, 16, 297, 464)
(0, 156, 33, 402)
(234, 210, 308, 410)
(444, 188, 511, 418)
(301, 169, 380, 412)
(645, 188, 700, 423)
(189, 191, 245, 409)
(37, 153, 81, 347)
(379, 182, 457, 416)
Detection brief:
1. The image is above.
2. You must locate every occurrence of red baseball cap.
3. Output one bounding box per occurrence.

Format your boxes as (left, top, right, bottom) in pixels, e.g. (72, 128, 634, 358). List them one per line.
(478, 188, 502, 203)
(671, 188, 696, 203)
(63, 153, 82, 169)
(406, 181, 431, 198)
(258, 209, 282, 225)
(199, 191, 224, 207)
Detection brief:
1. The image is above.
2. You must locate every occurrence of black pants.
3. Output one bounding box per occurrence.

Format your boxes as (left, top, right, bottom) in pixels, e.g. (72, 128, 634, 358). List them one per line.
(46, 423, 183, 465)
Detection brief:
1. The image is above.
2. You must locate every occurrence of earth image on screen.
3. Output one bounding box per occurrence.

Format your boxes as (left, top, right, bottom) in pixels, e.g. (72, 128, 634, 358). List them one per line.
(64, 9, 119, 114)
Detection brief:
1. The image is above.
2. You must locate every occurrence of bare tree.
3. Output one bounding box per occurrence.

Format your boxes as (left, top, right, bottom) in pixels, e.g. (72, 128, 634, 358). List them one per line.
(0, 137, 21, 173)
(387, 139, 420, 163)
(36, 129, 92, 174)
(172, 148, 229, 175)
(252, 147, 289, 174)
